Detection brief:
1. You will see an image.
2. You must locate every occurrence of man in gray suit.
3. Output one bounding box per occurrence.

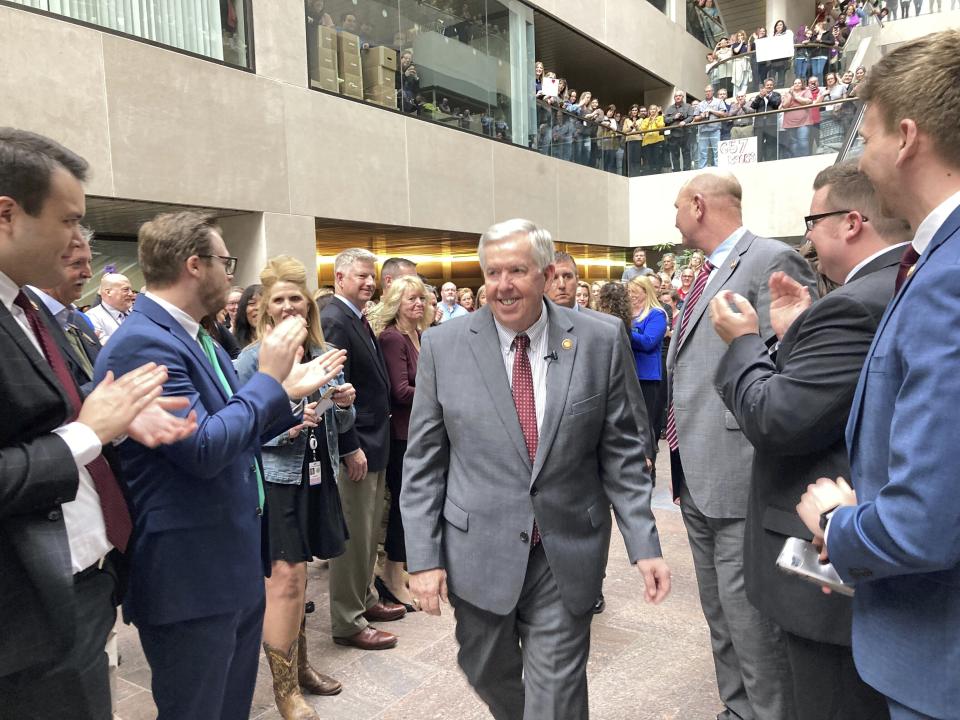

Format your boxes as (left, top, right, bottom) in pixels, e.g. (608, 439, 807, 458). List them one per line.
(401, 219, 671, 720)
(666, 172, 816, 720)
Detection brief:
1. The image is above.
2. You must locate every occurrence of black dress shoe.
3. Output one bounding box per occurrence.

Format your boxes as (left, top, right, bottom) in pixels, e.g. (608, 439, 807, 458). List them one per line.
(593, 594, 605, 614)
(375, 575, 416, 613)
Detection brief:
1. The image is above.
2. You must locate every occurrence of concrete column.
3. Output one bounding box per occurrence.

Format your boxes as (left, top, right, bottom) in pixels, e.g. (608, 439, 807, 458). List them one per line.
(219, 212, 318, 292)
(765, 0, 808, 33)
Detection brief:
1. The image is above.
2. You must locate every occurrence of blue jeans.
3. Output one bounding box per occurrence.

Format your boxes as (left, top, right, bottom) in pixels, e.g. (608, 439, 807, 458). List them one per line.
(793, 57, 809, 84)
(810, 57, 827, 83)
(784, 125, 810, 158)
(699, 132, 719, 168)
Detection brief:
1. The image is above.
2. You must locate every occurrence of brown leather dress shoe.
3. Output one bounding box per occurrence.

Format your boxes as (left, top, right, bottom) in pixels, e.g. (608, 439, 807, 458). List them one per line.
(362, 600, 407, 622)
(333, 626, 398, 650)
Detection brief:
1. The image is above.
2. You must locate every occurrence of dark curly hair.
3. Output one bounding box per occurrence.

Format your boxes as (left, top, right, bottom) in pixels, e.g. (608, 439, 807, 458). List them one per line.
(597, 282, 632, 333)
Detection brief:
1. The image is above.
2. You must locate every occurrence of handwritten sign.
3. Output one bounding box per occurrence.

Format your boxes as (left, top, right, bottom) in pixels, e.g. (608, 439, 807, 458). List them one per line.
(755, 34, 794, 63)
(718, 137, 758, 167)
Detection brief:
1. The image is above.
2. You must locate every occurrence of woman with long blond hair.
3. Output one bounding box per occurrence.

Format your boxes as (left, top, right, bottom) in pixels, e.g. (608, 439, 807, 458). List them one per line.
(366, 275, 431, 609)
(627, 276, 668, 443)
(236, 256, 357, 720)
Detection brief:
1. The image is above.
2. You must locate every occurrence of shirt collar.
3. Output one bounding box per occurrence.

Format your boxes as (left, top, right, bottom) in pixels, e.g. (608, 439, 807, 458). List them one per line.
(334, 294, 364, 320)
(707, 226, 748, 272)
(493, 301, 549, 352)
(27, 286, 70, 327)
(100, 300, 125, 319)
(912, 189, 960, 256)
(143, 290, 201, 340)
(0, 270, 20, 313)
(844, 242, 909, 285)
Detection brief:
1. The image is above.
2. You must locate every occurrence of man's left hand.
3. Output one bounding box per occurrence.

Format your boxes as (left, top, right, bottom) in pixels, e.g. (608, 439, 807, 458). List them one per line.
(127, 396, 197, 448)
(636, 557, 671, 604)
(709, 291, 760, 345)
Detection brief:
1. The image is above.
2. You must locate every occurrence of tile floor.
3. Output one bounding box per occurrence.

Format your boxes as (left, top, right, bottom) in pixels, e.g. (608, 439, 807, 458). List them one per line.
(115, 447, 723, 719)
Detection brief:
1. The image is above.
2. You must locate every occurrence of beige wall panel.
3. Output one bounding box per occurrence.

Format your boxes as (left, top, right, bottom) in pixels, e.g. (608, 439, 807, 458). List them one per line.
(606, 173, 630, 247)
(543, 0, 606, 44)
(0, 7, 115, 197)
(219, 213, 267, 289)
(283, 87, 411, 225)
(252, 0, 309, 87)
(492, 143, 559, 234)
(405, 121, 495, 234)
(628, 154, 834, 245)
(262, 212, 319, 291)
(101, 36, 289, 213)
(556, 161, 610, 243)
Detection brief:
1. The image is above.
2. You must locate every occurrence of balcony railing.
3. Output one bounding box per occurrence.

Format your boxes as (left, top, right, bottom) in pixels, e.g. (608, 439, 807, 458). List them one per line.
(706, 42, 845, 97)
(532, 96, 862, 177)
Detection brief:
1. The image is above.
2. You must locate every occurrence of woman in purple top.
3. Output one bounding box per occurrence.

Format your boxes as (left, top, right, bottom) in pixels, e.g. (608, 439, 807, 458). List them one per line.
(367, 275, 431, 611)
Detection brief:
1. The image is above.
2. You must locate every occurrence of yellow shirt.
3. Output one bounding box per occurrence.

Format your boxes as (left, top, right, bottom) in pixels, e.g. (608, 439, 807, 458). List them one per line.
(639, 115, 665, 146)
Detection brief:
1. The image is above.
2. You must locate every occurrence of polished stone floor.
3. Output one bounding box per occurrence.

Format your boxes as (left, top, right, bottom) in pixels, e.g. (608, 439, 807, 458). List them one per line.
(115, 446, 723, 719)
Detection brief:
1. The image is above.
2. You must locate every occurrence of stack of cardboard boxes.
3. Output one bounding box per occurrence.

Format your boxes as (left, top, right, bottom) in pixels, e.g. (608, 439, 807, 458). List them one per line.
(362, 46, 398, 109)
(309, 25, 338, 92)
(338, 31, 363, 100)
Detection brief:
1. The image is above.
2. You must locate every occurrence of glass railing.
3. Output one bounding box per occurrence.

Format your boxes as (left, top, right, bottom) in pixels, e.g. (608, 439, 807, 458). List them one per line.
(529, 95, 861, 177)
(687, 1, 726, 49)
(707, 42, 847, 97)
(7, 0, 251, 67)
(630, 96, 862, 176)
(305, 0, 536, 148)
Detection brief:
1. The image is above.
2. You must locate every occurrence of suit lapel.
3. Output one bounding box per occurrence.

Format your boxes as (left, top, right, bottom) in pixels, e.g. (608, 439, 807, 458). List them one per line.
(25, 289, 91, 383)
(531, 305, 576, 486)
(339, 300, 389, 387)
(136, 295, 230, 402)
(467, 309, 532, 471)
(0, 303, 70, 407)
(847, 208, 960, 451)
(678, 233, 753, 354)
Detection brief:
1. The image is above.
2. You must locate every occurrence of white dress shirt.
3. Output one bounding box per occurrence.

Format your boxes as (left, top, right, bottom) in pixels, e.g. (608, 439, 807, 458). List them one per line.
(142, 291, 201, 344)
(0, 271, 110, 572)
(705, 226, 748, 289)
(911, 189, 960, 256)
(844, 242, 909, 285)
(493, 301, 550, 434)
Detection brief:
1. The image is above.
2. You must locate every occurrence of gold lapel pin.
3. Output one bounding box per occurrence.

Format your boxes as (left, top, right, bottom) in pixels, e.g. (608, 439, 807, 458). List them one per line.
(561, 338, 573, 350)
(730, 258, 739, 270)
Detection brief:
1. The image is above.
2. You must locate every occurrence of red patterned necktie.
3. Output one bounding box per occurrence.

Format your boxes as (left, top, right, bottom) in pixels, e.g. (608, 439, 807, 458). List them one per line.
(512, 333, 541, 546)
(895, 245, 920, 292)
(14, 290, 132, 552)
(665, 260, 715, 452)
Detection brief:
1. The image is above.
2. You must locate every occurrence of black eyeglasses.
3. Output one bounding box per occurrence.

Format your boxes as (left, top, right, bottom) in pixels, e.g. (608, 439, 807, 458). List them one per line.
(199, 255, 238, 274)
(803, 210, 868, 232)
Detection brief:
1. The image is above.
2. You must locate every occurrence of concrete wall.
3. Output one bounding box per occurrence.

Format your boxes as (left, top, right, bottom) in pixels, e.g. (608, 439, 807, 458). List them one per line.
(628, 154, 835, 245)
(0, 3, 630, 252)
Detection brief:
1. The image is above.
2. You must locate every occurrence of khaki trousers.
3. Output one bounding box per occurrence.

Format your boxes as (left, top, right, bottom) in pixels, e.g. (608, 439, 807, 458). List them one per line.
(328, 466, 387, 637)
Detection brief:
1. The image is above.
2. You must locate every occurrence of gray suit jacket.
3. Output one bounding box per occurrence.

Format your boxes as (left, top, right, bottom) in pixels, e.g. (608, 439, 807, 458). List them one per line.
(401, 301, 661, 616)
(666, 231, 817, 518)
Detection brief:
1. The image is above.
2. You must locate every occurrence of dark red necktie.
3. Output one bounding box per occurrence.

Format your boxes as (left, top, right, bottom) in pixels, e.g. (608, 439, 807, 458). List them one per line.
(14, 290, 132, 552)
(512, 334, 541, 546)
(665, 260, 715, 452)
(895, 245, 920, 292)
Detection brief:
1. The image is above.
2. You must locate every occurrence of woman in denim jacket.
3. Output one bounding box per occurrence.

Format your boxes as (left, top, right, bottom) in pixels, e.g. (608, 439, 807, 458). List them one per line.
(236, 256, 356, 720)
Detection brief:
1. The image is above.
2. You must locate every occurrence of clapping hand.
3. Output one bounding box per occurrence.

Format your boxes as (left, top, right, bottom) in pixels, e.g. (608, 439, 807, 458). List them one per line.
(709, 291, 760, 345)
(79, 363, 169, 444)
(282, 348, 347, 400)
(127, 396, 198, 448)
(768, 272, 812, 338)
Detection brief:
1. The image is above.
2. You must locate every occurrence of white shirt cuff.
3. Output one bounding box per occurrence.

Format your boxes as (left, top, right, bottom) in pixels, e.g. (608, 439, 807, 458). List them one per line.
(52, 422, 103, 467)
(823, 508, 838, 546)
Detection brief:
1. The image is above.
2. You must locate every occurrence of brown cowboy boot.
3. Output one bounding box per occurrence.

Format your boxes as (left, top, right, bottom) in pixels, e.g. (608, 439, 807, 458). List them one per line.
(263, 639, 320, 720)
(298, 618, 343, 695)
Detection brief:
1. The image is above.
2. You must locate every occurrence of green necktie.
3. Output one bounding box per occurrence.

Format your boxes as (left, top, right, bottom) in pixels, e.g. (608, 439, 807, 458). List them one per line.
(198, 328, 265, 511)
(65, 325, 94, 378)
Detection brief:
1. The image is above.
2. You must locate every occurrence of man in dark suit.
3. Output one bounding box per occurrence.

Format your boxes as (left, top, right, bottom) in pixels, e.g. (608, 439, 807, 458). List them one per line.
(94, 211, 346, 720)
(321, 248, 406, 650)
(710, 162, 908, 719)
(798, 30, 960, 720)
(750, 79, 782, 162)
(0, 128, 193, 720)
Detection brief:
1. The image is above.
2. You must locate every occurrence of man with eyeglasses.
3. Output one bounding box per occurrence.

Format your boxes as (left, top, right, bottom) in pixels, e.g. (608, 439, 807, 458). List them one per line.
(708, 161, 910, 720)
(94, 210, 347, 719)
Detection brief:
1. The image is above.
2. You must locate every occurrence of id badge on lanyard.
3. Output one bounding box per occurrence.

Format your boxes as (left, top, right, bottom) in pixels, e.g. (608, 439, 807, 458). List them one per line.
(307, 431, 324, 486)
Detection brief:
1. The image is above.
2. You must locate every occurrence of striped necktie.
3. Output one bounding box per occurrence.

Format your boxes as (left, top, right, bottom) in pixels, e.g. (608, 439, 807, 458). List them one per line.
(665, 260, 715, 452)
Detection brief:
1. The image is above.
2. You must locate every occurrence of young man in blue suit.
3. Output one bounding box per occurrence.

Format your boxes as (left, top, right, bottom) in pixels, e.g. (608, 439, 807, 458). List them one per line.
(797, 30, 960, 720)
(94, 211, 346, 720)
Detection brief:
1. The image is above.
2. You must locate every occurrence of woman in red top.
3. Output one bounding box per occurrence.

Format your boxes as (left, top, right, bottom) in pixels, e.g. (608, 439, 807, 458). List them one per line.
(677, 268, 696, 301)
(367, 275, 431, 610)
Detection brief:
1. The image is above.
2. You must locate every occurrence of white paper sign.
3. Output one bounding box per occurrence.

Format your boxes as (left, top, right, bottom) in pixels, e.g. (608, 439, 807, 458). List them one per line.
(718, 136, 758, 167)
(542, 77, 559, 98)
(755, 34, 795, 63)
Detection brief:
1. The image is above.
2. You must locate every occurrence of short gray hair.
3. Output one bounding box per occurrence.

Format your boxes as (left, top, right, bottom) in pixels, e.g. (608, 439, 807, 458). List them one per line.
(334, 247, 377, 275)
(478, 219, 555, 271)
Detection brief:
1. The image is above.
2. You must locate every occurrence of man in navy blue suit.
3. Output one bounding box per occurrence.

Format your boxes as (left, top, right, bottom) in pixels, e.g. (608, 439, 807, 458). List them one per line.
(95, 211, 346, 720)
(797, 30, 960, 720)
